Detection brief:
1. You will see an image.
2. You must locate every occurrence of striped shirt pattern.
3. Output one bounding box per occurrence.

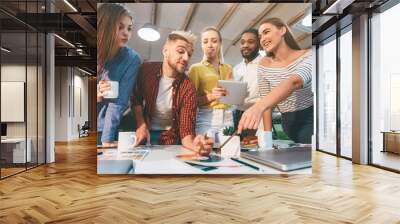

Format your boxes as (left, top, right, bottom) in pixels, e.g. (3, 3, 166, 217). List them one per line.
(257, 51, 313, 113)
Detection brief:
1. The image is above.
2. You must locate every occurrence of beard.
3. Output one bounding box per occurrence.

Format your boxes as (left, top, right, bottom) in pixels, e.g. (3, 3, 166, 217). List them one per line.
(168, 58, 185, 74)
(241, 48, 260, 62)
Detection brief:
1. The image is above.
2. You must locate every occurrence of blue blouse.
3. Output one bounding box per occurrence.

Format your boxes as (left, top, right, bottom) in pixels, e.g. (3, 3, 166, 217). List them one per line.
(97, 46, 141, 143)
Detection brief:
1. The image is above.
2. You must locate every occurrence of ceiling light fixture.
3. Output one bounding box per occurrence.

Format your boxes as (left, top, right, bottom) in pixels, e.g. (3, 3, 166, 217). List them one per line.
(63, 0, 78, 12)
(76, 48, 84, 55)
(138, 23, 160, 42)
(1, 47, 11, 53)
(54, 34, 75, 48)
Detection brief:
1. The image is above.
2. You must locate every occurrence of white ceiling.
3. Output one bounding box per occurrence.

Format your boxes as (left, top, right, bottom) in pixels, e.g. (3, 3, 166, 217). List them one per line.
(125, 3, 312, 67)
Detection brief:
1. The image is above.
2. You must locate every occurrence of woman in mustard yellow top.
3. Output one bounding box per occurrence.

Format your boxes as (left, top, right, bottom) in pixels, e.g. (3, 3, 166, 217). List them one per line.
(188, 26, 233, 142)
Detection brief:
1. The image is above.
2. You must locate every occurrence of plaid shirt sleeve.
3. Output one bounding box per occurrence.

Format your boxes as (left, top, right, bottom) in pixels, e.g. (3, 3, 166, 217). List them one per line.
(178, 80, 197, 140)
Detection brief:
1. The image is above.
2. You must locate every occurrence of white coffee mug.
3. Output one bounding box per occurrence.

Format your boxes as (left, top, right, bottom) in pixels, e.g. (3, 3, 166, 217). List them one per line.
(118, 132, 137, 152)
(103, 81, 119, 99)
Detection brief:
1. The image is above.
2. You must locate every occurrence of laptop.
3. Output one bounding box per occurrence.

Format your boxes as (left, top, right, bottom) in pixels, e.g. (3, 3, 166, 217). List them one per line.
(241, 147, 311, 171)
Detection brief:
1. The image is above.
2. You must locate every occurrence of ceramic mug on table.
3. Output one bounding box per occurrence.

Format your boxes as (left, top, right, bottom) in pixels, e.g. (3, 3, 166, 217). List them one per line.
(118, 132, 137, 152)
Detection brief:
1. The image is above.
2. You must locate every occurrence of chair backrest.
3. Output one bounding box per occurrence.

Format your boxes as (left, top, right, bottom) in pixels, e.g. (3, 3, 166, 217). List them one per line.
(82, 121, 90, 129)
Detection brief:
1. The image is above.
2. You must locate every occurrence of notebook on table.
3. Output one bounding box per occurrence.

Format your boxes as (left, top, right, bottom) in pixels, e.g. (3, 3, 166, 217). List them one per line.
(240, 147, 311, 171)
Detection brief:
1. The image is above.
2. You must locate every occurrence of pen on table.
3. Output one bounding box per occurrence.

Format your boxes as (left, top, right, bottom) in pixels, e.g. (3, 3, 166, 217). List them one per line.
(230, 157, 260, 171)
(184, 161, 240, 168)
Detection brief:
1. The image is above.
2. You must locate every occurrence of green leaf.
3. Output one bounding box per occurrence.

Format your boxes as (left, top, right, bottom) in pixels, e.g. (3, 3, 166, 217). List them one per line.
(222, 126, 235, 136)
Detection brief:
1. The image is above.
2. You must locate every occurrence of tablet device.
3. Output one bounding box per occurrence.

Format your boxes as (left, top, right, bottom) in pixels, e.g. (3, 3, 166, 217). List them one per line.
(217, 80, 247, 105)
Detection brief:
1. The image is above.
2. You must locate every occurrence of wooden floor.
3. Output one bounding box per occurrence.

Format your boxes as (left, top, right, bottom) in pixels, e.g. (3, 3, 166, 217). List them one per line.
(0, 135, 400, 223)
(1, 163, 45, 178)
(1, 167, 26, 177)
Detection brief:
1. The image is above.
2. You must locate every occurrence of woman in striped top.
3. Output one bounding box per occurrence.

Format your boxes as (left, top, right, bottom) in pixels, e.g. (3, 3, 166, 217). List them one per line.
(238, 18, 313, 145)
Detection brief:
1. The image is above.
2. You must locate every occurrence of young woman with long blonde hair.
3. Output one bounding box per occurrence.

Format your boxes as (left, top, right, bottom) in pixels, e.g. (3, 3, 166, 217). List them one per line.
(188, 26, 234, 144)
(97, 3, 141, 147)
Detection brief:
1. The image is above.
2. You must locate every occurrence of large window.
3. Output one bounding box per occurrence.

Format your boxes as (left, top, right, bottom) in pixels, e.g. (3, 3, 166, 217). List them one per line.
(317, 35, 337, 154)
(339, 26, 352, 158)
(371, 2, 400, 171)
(317, 26, 353, 159)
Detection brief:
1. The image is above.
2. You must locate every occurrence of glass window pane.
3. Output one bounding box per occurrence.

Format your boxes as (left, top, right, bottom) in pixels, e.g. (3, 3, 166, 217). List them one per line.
(27, 31, 38, 169)
(1, 31, 27, 177)
(318, 36, 337, 154)
(371, 3, 400, 171)
(38, 32, 45, 165)
(1, 0, 46, 179)
(340, 27, 352, 158)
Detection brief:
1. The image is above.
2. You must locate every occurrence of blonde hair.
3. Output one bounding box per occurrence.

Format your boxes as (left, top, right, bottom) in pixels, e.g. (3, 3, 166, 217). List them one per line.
(201, 26, 224, 63)
(97, 3, 132, 72)
(166, 30, 197, 46)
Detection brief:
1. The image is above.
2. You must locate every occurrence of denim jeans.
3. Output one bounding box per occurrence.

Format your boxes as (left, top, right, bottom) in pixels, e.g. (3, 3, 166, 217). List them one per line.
(97, 131, 118, 146)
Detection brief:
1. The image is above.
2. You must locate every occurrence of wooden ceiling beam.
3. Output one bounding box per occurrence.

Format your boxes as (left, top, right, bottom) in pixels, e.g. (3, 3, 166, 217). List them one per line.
(224, 3, 277, 56)
(287, 6, 311, 27)
(296, 33, 311, 43)
(152, 3, 159, 26)
(216, 3, 240, 31)
(180, 3, 199, 31)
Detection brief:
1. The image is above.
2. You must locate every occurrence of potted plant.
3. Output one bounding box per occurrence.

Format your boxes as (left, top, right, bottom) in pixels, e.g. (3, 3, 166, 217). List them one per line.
(222, 126, 235, 136)
(218, 126, 240, 158)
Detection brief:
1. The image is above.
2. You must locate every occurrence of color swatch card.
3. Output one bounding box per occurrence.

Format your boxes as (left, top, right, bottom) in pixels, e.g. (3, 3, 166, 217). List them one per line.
(97, 149, 149, 161)
(118, 150, 149, 161)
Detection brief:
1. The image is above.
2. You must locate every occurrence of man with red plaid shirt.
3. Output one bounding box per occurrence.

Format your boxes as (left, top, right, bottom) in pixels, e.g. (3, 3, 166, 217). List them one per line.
(132, 31, 213, 156)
